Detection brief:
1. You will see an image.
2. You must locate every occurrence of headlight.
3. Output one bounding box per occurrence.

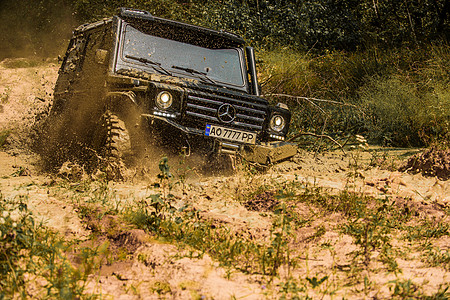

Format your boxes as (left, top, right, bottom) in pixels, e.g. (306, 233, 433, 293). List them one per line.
(270, 114, 286, 132)
(156, 91, 173, 110)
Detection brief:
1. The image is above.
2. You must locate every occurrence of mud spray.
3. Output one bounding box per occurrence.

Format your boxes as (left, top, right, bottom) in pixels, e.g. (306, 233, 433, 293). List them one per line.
(0, 0, 75, 59)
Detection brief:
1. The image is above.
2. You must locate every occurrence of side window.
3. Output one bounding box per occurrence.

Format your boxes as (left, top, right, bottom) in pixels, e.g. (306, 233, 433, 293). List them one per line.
(62, 36, 87, 72)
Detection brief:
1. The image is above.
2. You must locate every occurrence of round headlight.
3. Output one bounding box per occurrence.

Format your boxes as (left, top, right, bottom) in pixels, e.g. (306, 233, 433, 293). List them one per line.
(156, 91, 173, 110)
(270, 115, 285, 132)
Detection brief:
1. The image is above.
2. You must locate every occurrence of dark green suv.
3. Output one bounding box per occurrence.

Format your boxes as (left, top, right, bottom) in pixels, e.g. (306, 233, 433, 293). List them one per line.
(43, 8, 295, 169)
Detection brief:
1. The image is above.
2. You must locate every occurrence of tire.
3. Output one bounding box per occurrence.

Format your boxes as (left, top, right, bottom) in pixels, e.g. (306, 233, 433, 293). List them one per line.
(103, 111, 133, 160)
(90, 110, 136, 180)
(99, 109, 148, 165)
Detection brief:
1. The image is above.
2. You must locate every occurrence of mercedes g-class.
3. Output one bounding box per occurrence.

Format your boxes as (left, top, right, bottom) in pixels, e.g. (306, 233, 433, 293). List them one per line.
(43, 8, 296, 169)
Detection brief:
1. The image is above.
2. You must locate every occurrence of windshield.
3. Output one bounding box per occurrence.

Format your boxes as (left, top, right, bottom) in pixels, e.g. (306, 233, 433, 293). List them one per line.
(119, 24, 245, 87)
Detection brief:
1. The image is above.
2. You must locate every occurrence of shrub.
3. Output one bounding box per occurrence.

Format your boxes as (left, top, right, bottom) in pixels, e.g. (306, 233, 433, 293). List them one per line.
(259, 44, 450, 147)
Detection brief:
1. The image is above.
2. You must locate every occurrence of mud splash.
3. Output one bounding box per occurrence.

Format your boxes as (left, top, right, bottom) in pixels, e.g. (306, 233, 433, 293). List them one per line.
(400, 147, 450, 180)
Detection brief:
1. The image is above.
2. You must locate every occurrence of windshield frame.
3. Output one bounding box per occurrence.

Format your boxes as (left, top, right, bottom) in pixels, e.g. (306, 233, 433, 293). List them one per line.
(115, 21, 249, 91)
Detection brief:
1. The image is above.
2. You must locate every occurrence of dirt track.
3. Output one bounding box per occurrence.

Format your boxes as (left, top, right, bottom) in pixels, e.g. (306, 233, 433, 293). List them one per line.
(1, 59, 449, 299)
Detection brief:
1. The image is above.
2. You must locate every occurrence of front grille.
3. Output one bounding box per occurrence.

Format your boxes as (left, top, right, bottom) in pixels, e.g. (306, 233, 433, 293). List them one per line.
(185, 91, 267, 132)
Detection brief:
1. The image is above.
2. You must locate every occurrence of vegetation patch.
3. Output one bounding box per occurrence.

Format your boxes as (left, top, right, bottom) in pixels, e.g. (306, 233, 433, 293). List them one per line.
(0, 194, 100, 299)
(260, 45, 449, 148)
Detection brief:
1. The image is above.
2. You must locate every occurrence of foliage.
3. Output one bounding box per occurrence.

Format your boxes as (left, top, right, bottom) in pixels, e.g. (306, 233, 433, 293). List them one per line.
(0, 196, 38, 298)
(0, 194, 99, 299)
(260, 44, 450, 147)
(173, 0, 448, 52)
(344, 197, 398, 271)
(389, 279, 449, 299)
(422, 246, 450, 271)
(359, 76, 449, 146)
(1, 0, 448, 58)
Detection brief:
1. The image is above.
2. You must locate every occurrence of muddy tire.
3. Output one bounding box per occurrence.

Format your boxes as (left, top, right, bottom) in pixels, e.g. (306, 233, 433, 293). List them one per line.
(98, 109, 148, 165)
(92, 110, 138, 180)
(103, 111, 133, 161)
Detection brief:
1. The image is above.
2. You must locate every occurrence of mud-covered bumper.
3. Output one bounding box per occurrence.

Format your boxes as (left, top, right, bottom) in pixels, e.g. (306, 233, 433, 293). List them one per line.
(142, 114, 297, 164)
(241, 142, 298, 164)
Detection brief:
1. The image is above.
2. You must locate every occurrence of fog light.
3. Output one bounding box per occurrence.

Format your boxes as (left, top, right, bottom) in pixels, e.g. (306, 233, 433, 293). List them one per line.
(156, 91, 173, 110)
(154, 111, 176, 118)
(270, 115, 285, 132)
(270, 134, 285, 141)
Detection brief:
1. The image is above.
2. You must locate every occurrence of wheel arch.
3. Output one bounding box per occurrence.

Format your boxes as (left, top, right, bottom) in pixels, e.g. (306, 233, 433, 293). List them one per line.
(104, 91, 139, 117)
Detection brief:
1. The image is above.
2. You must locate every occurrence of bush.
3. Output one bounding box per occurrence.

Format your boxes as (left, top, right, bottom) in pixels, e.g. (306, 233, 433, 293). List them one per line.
(0, 196, 96, 298)
(259, 44, 450, 147)
(360, 77, 449, 146)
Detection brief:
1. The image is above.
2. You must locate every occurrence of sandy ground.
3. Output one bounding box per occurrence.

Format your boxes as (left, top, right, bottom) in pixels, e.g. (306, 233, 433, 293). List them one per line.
(0, 59, 448, 299)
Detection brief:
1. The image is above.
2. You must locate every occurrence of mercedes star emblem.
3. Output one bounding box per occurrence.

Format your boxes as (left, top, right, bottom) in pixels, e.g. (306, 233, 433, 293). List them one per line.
(217, 104, 236, 123)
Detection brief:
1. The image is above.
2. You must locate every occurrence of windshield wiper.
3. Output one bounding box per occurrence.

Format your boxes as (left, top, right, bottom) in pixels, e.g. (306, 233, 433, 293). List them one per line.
(125, 55, 172, 76)
(171, 65, 216, 84)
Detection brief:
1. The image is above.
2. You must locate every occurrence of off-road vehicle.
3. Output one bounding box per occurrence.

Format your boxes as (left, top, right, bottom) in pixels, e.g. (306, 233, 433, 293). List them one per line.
(42, 8, 296, 169)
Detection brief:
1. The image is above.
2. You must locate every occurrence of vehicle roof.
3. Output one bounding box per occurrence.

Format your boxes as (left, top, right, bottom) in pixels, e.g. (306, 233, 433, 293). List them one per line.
(119, 7, 245, 47)
(73, 8, 245, 47)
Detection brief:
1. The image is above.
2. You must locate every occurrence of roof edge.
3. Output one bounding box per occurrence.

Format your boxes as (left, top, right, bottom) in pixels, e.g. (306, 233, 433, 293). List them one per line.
(118, 7, 245, 46)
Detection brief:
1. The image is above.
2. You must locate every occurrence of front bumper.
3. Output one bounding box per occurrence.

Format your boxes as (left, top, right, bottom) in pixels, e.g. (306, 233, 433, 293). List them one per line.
(142, 113, 297, 164)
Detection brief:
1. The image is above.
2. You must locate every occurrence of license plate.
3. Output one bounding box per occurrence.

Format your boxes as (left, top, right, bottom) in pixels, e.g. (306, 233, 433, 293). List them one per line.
(205, 124, 256, 144)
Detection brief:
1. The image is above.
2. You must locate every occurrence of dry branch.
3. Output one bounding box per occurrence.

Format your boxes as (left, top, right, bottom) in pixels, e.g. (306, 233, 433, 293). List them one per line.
(288, 132, 345, 153)
(263, 93, 364, 114)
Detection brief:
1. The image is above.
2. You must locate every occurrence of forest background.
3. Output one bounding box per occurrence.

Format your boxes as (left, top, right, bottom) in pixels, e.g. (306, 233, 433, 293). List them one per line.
(0, 0, 448, 147)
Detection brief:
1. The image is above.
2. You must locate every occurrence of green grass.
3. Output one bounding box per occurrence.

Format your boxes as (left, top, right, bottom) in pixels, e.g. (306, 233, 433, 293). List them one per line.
(389, 279, 449, 299)
(405, 219, 450, 242)
(258, 44, 450, 147)
(0, 193, 100, 299)
(122, 191, 293, 275)
(422, 247, 450, 271)
(8, 156, 448, 298)
(64, 161, 447, 288)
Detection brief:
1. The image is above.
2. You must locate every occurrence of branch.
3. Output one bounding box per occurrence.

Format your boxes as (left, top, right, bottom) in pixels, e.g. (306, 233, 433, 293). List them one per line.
(288, 132, 345, 153)
(263, 93, 364, 114)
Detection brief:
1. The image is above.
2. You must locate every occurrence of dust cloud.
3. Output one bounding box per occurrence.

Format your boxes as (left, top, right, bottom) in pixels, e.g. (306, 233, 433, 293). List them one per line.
(0, 0, 75, 59)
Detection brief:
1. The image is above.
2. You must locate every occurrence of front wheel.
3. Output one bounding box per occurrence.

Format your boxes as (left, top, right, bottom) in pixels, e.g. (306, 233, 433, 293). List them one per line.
(93, 110, 147, 179)
(103, 111, 133, 161)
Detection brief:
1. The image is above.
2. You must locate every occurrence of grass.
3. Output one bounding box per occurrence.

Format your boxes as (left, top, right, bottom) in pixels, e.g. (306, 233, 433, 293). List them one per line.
(389, 279, 449, 299)
(2, 156, 448, 298)
(258, 44, 450, 147)
(422, 246, 450, 271)
(0, 193, 100, 299)
(123, 192, 293, 275)
(75, 163, 448, 297)
(405, 218, 450, 242)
